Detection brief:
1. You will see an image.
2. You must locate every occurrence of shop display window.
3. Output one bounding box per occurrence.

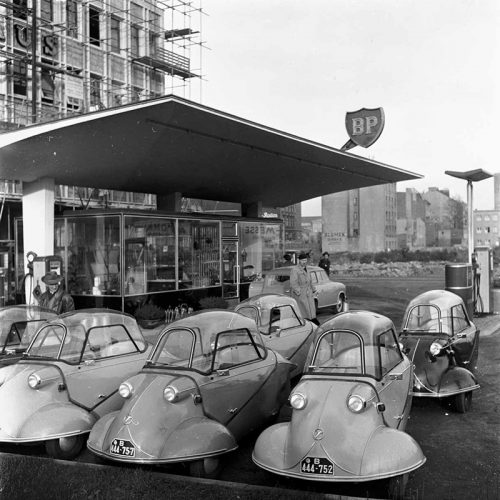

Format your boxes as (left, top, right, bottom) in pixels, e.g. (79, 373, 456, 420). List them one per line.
(178, 219, 220, 288)
(65, 215, 121, 296)
(124, 216, 175, 295)
(239, 222, 283, 278)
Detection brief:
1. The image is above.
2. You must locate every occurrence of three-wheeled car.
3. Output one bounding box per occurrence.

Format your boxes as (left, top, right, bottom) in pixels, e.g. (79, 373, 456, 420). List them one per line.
(0, 309, 151, 459)
(0, 305, 57, 367)
(87, 310, 293, 478)
(235, 294, 317, 379)
(399, 289, 480, 413)
(252, 311, 426, 499)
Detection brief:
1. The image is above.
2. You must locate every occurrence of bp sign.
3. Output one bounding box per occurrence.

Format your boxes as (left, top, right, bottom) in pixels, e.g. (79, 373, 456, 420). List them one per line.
(343, 107, 385, 150)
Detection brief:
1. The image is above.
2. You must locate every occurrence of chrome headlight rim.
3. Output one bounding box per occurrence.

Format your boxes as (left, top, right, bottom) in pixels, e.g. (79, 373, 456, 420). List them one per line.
(163, 385, 179, 403)
(118, 381, 134, 399)
(28, 373, 42, 389)
(289, 392, 307, 410)
(429, 341, 443, 356)
(347, 394, 366, 413)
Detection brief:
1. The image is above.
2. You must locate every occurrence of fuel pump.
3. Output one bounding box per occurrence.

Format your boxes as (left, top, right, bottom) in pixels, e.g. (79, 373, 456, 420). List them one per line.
(473, 246, 494, 314)
(21, 253, 63, 305)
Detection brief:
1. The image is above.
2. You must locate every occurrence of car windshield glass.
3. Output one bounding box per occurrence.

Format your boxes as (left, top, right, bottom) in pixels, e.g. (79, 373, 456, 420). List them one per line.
(236, 306, 259, 324)
(4, 319, 47, 349)
(404, 304, 445, 334)
(28, 324, 67, 359)
(310, 330, 363, 375)
(151, 328, 210, 372)
(265, 274, 289, 285)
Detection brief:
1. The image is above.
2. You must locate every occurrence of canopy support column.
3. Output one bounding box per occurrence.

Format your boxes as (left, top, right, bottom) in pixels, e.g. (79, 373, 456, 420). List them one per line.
(22, 177, 55, 303)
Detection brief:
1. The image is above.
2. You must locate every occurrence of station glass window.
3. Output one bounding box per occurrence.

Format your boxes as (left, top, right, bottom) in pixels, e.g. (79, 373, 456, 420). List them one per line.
(89, 6, 101, 46)
(124, 216, 175, 295)
(110, 17, 120, 53)
(66, 0, 78, 38)
(239, 221, 283, 276)
(178, 219, 220, 288)
(63, 215, 121, 296)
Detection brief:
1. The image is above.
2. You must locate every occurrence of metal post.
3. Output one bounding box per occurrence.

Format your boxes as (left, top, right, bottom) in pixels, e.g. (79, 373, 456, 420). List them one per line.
(31, 0, 37, 123)
(467, 180, 473, 264)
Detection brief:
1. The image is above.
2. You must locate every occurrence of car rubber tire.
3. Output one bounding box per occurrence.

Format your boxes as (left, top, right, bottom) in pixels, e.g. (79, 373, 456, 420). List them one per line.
(45, 434, 86, 460)
(387, 473, 409, 499)
(453, 391, 472, 413)
(188, 457, 223, 479)
(334, 294, 345, 314)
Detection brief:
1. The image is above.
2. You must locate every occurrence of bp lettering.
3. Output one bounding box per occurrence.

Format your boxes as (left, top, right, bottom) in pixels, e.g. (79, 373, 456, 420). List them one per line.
(351, 116, 378, 136)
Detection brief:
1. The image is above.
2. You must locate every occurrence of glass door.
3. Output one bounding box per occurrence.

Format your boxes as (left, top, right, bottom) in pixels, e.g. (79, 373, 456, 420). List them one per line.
(222, 240, 239, 299)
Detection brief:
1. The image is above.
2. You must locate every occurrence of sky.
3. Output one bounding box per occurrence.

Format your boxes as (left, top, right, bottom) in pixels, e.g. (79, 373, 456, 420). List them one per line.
(197, 0, 499, 215)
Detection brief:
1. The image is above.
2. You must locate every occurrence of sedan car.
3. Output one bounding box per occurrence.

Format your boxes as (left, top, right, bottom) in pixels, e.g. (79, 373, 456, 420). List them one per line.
(252, 310, 426, 499)
(0, 305, 57, 367)
(87, 310, 293, 478)
(235, 294, 317, 379)
(399, 289, 480, 413)
(248, 266, 347, 314)
(0, 309, 151, 459)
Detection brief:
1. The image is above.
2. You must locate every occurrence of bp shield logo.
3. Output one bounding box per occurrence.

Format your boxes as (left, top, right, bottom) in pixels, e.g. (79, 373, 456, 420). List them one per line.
(345, 107, 385, 148)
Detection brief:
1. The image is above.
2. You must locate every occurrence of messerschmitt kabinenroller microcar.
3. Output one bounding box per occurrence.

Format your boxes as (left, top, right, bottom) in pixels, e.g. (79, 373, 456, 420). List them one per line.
(0, 309, 151, 459)
(87, 310, 293, 478)
(399, 289, 480, 413)
(235, 294, 317, 379)
(252, 311, 426, 498)
(0, 305, 57, 367)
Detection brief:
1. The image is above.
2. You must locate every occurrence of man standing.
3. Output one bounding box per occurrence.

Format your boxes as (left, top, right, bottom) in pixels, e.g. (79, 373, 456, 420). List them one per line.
(290, 252, 319, 325)
(318, 252, 331, 276)
(36, 271, 75, 314)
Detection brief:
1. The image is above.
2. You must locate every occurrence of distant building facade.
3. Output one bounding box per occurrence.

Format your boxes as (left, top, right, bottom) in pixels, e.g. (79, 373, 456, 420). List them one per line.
(474, 211, 500, 248)
(321, 183, 397, 253)
(396, 188, 427, 249)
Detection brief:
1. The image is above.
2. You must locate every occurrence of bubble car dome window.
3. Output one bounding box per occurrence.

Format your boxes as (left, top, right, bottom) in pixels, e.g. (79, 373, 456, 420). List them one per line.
(310, 330, 365, 377)
(404, 304, 444, 334)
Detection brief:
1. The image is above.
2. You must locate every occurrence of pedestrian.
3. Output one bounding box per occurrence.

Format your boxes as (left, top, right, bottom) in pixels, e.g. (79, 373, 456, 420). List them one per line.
(281, 254, 293, 267)
(290, 252, 319, 325)
(36, 270, 75, 314)
(318, 251, 331, 276)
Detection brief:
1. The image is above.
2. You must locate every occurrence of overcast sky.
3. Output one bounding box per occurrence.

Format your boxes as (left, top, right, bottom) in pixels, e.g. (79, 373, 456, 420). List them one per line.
(200, 0, 499, 215)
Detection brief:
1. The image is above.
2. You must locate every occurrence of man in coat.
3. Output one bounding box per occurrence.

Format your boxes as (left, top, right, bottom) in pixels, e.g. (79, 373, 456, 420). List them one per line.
(290, 252, 319, 325)
(36, 271, 75, 314)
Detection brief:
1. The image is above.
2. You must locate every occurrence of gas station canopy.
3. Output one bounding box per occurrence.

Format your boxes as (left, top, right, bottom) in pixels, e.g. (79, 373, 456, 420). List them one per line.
(0, 96, 421, 207)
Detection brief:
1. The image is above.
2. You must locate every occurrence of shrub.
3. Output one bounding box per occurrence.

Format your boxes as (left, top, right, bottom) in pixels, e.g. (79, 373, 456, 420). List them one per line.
(198, 296, 229, 310)
(134, 303, 165, 321)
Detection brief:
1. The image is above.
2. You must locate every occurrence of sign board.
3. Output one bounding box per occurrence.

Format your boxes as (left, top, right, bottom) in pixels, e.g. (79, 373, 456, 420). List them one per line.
(342, 107, 385, 150)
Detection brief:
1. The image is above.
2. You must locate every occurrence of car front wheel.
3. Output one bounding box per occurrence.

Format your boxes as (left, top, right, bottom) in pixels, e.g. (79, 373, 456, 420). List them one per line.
(333, 294, 345, 314)
(45, 434, 86, 460)
(188, 457, 223, 479)
(453, 391, 472, 413)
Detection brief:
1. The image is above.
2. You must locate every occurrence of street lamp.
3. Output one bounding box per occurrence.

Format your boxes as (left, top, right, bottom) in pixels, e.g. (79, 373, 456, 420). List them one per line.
(445, 168, 493, 263)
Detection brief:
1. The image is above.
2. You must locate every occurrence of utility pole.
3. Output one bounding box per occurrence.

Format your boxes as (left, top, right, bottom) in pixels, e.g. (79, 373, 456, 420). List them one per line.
(31, 0, 37, 123)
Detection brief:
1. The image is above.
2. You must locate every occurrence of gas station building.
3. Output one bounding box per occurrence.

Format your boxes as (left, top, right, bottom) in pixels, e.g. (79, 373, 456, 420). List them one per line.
(0, 95, 421, 312)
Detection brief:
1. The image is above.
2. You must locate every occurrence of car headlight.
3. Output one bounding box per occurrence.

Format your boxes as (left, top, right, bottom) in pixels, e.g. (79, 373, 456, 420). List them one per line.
(118, 382, 134, 399)
(163, 385, 179, 403)
(429, 342, 443, 356)
(347, 394, 366, 413)
(290, 392, 307, 410)
(28, 373, 42, 389)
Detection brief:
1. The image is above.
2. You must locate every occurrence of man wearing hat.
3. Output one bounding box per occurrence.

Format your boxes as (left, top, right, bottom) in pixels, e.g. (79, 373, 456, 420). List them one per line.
(37, 270, 75, 314)
(290, 252, 319, 325)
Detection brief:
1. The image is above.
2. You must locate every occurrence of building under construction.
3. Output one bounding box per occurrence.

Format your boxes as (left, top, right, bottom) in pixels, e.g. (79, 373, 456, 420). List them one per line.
(0, 0, 204, 127)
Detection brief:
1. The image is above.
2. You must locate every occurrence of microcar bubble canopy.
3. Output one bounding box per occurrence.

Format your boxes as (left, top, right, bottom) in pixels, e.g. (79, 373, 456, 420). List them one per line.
(305, 311, 402, 380)
(149, 310, 266, 373)
(26, 309, 147, 363)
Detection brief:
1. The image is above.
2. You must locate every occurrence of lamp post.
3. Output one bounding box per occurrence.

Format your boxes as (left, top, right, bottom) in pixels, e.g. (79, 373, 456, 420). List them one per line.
(445, 169, 493, 263)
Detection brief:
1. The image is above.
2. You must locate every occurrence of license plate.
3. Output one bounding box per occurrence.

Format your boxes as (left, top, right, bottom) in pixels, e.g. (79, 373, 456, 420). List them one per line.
(301, 456, 334, 475)
(110, 438, 136, 457)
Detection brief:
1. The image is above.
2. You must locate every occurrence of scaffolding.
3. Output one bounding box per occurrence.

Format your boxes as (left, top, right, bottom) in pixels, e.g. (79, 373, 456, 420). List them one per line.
(0, 0, 206, 127)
